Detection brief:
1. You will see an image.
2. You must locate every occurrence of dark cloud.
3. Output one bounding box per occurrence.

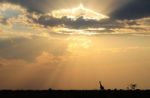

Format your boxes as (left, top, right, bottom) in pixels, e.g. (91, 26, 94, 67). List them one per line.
(0, 0, 81, 13)
(0, 37, 42, 61)
(1, 0, 149, 20)
(0, 0, 149, 35)
(111, 0, 150, 19)
(31, 14, 123, 30)
(0, 0, 51, 13)
(0, 37, 67, 61)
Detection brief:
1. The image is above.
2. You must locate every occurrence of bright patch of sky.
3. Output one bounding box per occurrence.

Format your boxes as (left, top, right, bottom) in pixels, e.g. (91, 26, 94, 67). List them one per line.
(0, 9, 22, 19)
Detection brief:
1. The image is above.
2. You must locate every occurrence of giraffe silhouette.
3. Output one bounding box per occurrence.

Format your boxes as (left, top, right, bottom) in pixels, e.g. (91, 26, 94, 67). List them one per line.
(99, 81, 105, 90)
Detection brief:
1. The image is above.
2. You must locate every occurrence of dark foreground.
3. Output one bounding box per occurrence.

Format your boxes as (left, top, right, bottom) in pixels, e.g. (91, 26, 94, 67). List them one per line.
(0, 90, 150, 98)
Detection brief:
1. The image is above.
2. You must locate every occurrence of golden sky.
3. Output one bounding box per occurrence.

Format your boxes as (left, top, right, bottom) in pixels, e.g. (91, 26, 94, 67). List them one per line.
(0, 0, 150, 90)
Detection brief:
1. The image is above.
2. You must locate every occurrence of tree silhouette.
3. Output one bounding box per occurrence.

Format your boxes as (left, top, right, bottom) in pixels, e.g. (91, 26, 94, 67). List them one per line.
(127, 83, 137, 90)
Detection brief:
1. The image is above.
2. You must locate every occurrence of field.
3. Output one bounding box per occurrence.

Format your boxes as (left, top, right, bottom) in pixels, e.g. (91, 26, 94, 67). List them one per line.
(0, 90, 150, 98)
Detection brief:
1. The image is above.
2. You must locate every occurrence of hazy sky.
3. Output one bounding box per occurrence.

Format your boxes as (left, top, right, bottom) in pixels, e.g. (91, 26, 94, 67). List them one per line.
(0, 0, 150, 90)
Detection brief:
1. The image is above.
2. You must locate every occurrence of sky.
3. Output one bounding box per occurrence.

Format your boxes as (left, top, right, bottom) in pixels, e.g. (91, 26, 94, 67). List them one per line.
(0, 0, 150, 90)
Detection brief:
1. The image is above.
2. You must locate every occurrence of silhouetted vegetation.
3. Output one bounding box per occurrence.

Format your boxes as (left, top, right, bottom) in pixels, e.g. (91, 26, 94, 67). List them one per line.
(0, 89, 150, 98)
(127, 83, 137, 90)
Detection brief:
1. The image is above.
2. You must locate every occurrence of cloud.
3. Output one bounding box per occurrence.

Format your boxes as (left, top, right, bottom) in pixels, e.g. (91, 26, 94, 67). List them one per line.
(50, 4, 109, 20)
(111, 0, 150, 19)
(0, 3, 52, 38)
(0, 36, 68, 61)
(31, 14, 150, 35)
(0, 51, 67, 89)
(0, 3, 28, 26)
(0, 0, 82, 13)
(113, 18, 150, 35)
(32, 14, 120, 29)
(1, 0, 150, 20)
(0, 2, 150, 36)
(0, 0, 50, 13)
(36, 51, 67, 65)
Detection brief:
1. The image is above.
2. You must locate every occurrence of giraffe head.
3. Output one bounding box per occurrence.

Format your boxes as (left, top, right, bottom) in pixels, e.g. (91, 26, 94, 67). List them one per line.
(99, 81, 101, 84)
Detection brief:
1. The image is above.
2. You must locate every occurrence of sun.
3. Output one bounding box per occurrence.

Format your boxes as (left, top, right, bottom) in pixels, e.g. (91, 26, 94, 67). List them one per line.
(51, 4, 109, 20)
